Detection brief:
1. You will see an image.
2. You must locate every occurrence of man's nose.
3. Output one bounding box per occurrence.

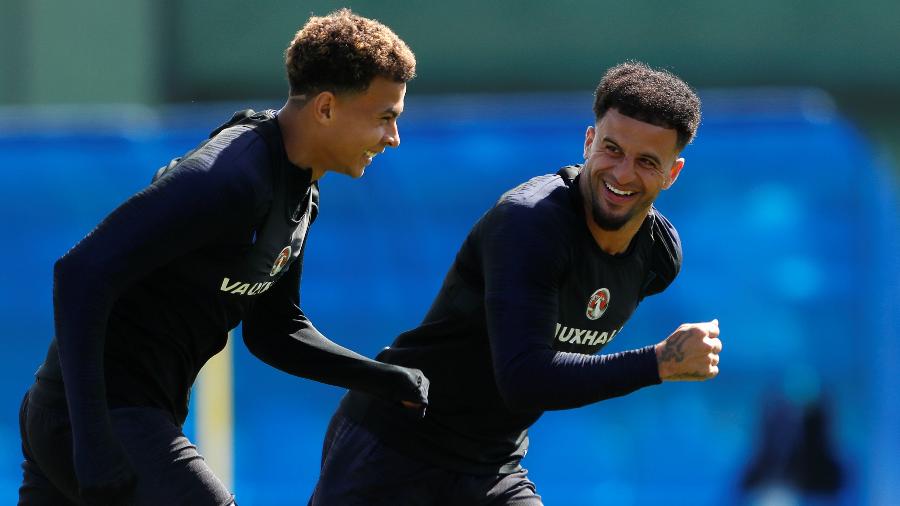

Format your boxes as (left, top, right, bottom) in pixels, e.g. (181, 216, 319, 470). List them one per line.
(611, 157, 637, 183)
(384, 123, 400, 148)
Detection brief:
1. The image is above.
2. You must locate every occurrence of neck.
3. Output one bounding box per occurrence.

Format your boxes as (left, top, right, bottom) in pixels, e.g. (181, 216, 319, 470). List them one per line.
(277, 101, 326, 181)
(583, 202, 647, 255)
(585, 213, 646, 255)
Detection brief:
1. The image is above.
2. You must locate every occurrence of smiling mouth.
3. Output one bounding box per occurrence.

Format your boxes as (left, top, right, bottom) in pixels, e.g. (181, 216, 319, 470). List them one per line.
(604, 181, 636, 197)
(364, 150, 380, 159)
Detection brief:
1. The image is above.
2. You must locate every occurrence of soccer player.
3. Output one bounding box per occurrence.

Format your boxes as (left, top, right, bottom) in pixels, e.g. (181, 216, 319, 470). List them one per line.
(309, 62, 722, 505)
(17, 9, 428, 506)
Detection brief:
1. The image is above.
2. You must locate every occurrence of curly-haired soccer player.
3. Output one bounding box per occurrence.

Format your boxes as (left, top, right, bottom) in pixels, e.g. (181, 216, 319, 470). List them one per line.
(310, 62, 722, 505)
(17, 9, 427, 506)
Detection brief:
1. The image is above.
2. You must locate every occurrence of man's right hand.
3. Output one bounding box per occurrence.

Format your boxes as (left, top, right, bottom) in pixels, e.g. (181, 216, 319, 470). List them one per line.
(392, 366, 429, 417)
(655, 319, 721, 381)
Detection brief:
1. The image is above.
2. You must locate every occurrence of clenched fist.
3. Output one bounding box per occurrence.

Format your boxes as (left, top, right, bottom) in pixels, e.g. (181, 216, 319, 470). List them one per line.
(655, 319, 721, 381)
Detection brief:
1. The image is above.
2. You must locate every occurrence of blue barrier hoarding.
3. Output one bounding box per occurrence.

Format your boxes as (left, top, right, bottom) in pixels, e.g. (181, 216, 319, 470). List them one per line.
(1, 91, 896, 505)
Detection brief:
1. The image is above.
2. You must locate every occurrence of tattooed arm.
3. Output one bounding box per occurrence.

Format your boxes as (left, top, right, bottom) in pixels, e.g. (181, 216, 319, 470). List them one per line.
(655, 319, 722, 381)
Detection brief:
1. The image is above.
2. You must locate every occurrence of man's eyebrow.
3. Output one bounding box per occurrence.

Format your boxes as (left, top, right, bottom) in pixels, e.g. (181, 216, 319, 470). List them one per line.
(600, 136, 620, 148)
(639, 152, 662, 166)
(381, 107, 402, 118)
(601, 136, 662, 165)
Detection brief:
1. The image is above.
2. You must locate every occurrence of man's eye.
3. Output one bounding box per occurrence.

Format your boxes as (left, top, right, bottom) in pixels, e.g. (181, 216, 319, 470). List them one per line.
(641, 160, 665, 174)
(604, 145, 620, 154)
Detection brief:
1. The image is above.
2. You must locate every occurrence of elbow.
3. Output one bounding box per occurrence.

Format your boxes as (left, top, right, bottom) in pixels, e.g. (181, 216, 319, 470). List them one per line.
(240, 324, 277, 366)
(243, 337, 271, 366)
(495, 369, 542, 413)
(494, 349, 557, 412)
(240, 325, 264, 358)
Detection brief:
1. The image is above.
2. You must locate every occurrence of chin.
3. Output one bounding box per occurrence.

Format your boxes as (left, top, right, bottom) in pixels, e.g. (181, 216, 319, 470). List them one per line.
(337, 165, 365, 178)
(351, 164, 368, 178)
(593, 215, 629, 231)
(591, 204, 633, 231)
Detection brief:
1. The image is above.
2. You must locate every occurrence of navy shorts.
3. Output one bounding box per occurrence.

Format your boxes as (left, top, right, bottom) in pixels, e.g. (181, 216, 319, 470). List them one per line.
(309, 413, 543, 506)
(18, 379, 235, 506)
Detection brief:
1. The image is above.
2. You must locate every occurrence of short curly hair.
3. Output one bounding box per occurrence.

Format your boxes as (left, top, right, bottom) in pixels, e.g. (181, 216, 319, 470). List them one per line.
(285, 9, 416, 97)
(593, 62, 701, 151)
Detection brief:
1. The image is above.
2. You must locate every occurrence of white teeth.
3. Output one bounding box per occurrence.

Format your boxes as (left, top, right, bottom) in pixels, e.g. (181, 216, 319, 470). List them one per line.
(364, 150, 377, 158)
(605, 182, 635, 196)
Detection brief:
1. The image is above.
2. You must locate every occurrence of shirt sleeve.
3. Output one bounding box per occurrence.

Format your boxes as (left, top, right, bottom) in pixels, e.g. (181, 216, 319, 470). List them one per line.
(241, 244, 429, 406)
(52, 135, 264, 498)
(482, 203, 661, 413)
(643, 209, 683, 297)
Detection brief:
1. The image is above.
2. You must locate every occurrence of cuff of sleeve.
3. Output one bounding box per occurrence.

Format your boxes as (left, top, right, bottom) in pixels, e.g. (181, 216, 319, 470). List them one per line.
(635, 344, 662, 385)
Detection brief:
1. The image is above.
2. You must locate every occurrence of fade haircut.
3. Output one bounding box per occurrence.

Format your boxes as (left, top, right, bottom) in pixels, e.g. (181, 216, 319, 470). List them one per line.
(285, 8, 416, 98)
(593, 62, 701, 151)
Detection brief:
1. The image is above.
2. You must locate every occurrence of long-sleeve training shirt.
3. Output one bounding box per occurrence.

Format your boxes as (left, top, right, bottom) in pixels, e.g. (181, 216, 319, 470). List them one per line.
(36, 110, 427, 492)
(340, 166, 681, 474)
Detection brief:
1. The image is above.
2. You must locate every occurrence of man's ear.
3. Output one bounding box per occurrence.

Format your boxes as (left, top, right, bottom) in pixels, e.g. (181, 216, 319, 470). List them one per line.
(665, 158, 685, 189)
(312, 91, 336, 124)
(583, 126, 595, 160)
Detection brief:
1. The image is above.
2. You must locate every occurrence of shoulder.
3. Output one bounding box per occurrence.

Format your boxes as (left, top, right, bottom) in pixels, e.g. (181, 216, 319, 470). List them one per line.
(497, 170, 573, 208)
(155, 111, 281, 207)
(649, 207, 681, 260)
(474, 170, 581, 271)
(489, 170, 580, 236)
(194, 111, 278, 179)
(643, 207, 683, 294)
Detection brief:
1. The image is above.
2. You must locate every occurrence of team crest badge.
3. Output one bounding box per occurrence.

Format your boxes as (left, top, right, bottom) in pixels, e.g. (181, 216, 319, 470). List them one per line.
(586, 288, 610, 320)
(270, 246, 291, 276)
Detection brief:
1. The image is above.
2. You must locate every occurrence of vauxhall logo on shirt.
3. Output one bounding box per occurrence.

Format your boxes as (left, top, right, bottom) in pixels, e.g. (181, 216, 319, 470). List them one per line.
(270, 246, 292, 276)
(586, 288, 610, 320)
(218, 244, 292, 296)
(220, 277, 274, 296)
(553, 288, 621, 347)
(554, 322, 623, 346)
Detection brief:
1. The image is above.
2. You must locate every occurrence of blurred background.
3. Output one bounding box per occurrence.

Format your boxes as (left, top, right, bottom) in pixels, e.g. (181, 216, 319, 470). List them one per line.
(1, 1, 898, 505)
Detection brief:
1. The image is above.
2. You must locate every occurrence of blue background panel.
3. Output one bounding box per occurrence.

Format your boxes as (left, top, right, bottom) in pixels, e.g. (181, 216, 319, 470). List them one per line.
(1, 92, 897, 505)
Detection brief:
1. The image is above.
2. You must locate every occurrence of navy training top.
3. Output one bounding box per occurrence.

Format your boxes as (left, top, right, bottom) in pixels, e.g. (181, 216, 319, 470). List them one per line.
(340, 166, 680, 473)
(36, 110, 428, 493)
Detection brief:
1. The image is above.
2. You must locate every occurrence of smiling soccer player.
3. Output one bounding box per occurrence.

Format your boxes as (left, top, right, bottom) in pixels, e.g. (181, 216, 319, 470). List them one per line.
(310, 62, 722, 506)
(17, 9, 428, 506)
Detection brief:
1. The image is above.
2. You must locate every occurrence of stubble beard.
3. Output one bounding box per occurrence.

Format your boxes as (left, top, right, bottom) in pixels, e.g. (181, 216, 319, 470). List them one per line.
(589, 179, 650, 231)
